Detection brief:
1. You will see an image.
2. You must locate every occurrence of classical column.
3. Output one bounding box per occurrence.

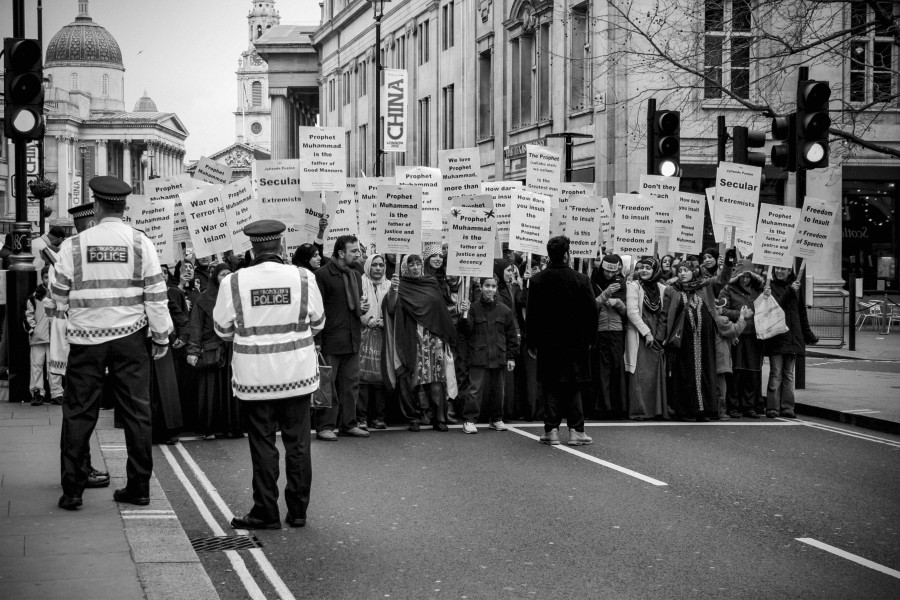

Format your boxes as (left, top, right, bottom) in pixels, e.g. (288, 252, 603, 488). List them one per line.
(56, 136, 70, 214)
(122, 141, 132, 187)
(97, 139, 108, 176)
(269, 89, 290, 160)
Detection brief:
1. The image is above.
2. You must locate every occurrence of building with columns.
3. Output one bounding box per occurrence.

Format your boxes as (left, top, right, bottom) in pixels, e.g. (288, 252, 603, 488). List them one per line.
(6, 0, 189, 228)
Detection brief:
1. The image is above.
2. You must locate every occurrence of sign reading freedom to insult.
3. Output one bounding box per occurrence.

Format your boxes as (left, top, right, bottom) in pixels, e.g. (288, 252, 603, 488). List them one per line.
(254, 159, 302, 222)
(298, 126, 346, 191)
(753, 204, 801, 268)
(194, 156, 233, 186)
(639, 175, 679, 236)
(613, 194, 655, 256)
(509, 190, 550, 255)
(526, 145, 561, 206)
(134, 199, 177, 266)
(447, 206, 496, 278)
(714, 161, 762, 228)
(567, 195, 602, 259)
(481, 181, 521, 243)
(376, 185, 422, 255)
(791, 197, 838, 261)
(180, 186, 230, 258)
(396, 166, 442, 241)
(669, 192, 705, 255)
(554, 182, 594, 238)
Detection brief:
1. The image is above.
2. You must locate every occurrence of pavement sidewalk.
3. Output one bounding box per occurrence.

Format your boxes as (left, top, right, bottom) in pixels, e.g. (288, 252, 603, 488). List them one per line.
(0, 400, 220, 600)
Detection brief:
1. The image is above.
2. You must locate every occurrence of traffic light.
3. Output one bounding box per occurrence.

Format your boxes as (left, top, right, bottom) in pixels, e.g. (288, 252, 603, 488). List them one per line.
(3, 38, 45, 140)
(653, 110, 680, 177)
(796, 80, 830, 169)
(732, 126, 766, 167)
(770, 113, 796, 172)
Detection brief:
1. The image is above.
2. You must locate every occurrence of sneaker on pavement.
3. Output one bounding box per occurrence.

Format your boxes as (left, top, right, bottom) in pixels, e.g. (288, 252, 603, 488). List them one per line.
(31, 391, 43, 406)
(489, 420, 508, 431)
(408, 422, 421, 432)
(371, 420, 387, 430)
(567, 430, 593, 446)
(357, 422, 369, 431)
(539, 428, 560, 445)
(462, 422, 478, 434)
(316, 430, 338, 441)
(338, 427, 370, 437)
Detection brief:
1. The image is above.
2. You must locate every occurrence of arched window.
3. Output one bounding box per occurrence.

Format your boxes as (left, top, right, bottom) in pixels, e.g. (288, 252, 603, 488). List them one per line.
(71, 72, 79, 90)
(251, 81, 262, 107)
(257, 24, 263, 39)
(102, 74, 109, 98)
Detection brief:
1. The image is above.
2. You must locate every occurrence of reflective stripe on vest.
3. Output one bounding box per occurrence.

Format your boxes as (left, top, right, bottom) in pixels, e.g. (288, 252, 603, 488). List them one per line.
(71, 230, 144, 292)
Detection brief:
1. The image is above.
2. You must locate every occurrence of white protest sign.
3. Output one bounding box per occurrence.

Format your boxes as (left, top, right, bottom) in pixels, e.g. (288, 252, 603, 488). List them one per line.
(613, 193, 655, 256)
(134, 199, 177, 265)
(180, 186, 230, 258)
(297, 191, 342, 244)
(735, 230, 755, 257)
(526, 145, 561, 206)
(714, 161, 762, 228)
(555, 182, 594, 238)
(599, 197, 613, 247)
(283, 226, 306, 261)
(324, 185, 359, 254)
(396, 166, 442, 241)
(194, 156, 233, 186)
(452, 194, 494, 210)
(382, 69, 408, 153)
(297, 126, 346, 191)
(123, 194, 148, 226)
(376, 185, 422, 255)
(567, 195, 602, 259)
(509, 190, 551, 255)
(705, 187, 728, 244)
(752, 204, 801, 268)
(439, 148, 482, 214)
(222, 177, 258, 254)
(791, 197, 839, 261)
(358, 177, 393, 251)
(639, 174, 679, 236)
(447, 206, 496, 278)
(669, 193, 705, 255)
(481, 181, 521, 244)
(146, 174, 194, 203)
(254, 159, 302, 222)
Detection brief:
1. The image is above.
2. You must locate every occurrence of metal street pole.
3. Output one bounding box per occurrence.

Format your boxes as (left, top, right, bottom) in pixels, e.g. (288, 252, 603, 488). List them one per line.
(795, 66, 809, 390)
(545, 132, 592, 183)
(717, 115, 727, 164)
(373, 4, 383, 177)
(646, 99, 656, 175)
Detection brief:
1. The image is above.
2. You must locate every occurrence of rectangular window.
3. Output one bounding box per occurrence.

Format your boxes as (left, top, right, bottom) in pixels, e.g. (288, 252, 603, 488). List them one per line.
(419, 20, 430, 65)
(850, 40, 867, 102)
(346, 131, 352, 175)
(398, 35, 406, 69)
(478, 49, 492, 138)
(538, 22, 551, 120)
(731, 36, 751, 100)
(442, 2, 455, 50)
(704, 36, 723, 99)
(849, 2, 898, 105)
(442, 85, 455, 150)
(873, 41, 893, 102)
(519, 35, 534, 126)
(418, 97, 431, 165)
(569, 4, 589, 111)
(359, 125, 367, 175)
(511, 39, 521, 128)
(703, 0, 751, 100)
(343, 72, 351, 105)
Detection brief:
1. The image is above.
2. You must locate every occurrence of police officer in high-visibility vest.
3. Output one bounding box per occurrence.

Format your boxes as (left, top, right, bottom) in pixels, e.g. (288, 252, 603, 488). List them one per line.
(52, 176, 172, 510)
(214, 219, 325, 529)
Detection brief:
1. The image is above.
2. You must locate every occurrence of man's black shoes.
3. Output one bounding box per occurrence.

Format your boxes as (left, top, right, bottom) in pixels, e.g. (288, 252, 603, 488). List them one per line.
(58, 494, 83, 510)
(86, 468, 110, 488)
(285, 513, 306, 528)
(231, 513, 282, 530)
(113, 488, 150, 506)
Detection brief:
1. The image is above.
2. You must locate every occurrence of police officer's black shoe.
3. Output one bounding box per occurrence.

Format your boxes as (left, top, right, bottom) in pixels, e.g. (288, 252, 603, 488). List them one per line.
(58, 494, 83, 510)
(113, 488, 150, 506)
(285, 513, 306, 528)
(30, 391, 44, 406)
(86, 470, 110, 488)
(231, 513, 281, 530)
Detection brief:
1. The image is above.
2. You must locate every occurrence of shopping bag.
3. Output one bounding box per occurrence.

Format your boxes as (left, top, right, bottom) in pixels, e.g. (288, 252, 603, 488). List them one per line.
(754, 294, 789, 340)
(312, 352, 334, 410)
(359, 327, 383, 384)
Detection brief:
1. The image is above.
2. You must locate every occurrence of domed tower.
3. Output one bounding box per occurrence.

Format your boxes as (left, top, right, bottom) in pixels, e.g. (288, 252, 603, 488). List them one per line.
(45, 0, 126, 115)
(133, 90, 158, 112)
(235, 1, 280, 150)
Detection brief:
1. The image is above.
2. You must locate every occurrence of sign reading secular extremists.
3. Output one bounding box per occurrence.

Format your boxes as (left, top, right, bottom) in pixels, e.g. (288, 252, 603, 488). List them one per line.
(222, 177, 258, 254)
(567, 195, 602, 259)
(481, 181, 521, 243)
(509, 190, 551, 255)
(791, 197, 839, 261)
(254, 159, 302, 222)
(376, 185, 422, 255)
(639, 174, 679, 236)
(613, 193, 655, 256)
(669, 192, 705, 255)
(298, 126, 346, 191)
(526, 145, 562, 206)
(194, 156, 233, 186)
(447, 207, 496, 278)
(180, 186, 230, 258)
(752, 204, 801, 268)
(396, 166, 442, 241)
(134, 199, 177, 266)
(382, 69, 408, 153)
(714, 161, 762, 228)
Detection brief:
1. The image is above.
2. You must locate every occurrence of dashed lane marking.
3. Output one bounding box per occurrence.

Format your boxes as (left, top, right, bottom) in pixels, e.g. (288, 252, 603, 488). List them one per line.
(790, 419, 900, 449)
(796, 538, 900, 580)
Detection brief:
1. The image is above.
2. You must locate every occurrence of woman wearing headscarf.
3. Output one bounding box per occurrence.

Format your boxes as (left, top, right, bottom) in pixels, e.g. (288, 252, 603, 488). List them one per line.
(292, 243, 322, 272)
(492, 259, 525, 421)
(625, 257, 668, 420)
(589, 253, 628, 418)
(660, 254, 676, 284)
(358, 253, 391, 429)
(424, 242, 464, 422)
(168, 261, 197, 432)
(383, 254, 458, 431)
(188, 263, 242, 439)
(719, 260, 766, 418)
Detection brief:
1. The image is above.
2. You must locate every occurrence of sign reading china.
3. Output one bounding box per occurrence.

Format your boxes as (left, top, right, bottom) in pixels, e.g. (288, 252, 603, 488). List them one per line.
(752, 203, 801, 268)
(639, 174, 679, 236)
(298, 126, 346, 191)
(180, 186, 230, 258)
(525, 145, 561, 206)
(447, 206, 496, 278)
(714, 161, 762, 228)
(254, 159, 302, 222)
(509, 190, 551, 254)
(481, 181, 521, 243)
(134, 199, 177, 265)
(613, 193, 654, 256)
(669, 192, 705, 255)
(567, 195, 602, 259)
(396, 166, 442, 241)
(357, 177, 393, 251)
(222, 177, 258, 254)
(382, 69, 408, 153)
(376, 185, 422, 255)
(791, 197, 839, 261)
(193, 156, 233, 186)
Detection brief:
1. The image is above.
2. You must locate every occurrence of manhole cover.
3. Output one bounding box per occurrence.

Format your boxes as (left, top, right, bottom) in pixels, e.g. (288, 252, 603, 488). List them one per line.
(190, 535, 262, 552)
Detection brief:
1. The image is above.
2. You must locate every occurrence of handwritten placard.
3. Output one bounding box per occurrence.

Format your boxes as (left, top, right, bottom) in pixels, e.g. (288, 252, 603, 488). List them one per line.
(376, 185, 422, 255)
(613, 194, 654, 256)
(447, 206, 496, 278)
(509, 190, 551, 255)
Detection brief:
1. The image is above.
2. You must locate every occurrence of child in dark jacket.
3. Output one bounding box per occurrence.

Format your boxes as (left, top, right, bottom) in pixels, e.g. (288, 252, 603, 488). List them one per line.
(458, 275, 519, 433)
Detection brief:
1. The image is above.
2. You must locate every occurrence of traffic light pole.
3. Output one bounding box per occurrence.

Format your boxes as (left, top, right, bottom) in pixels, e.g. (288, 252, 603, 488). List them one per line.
(646, 99, 656, 176)
(794, 66, 809, 390)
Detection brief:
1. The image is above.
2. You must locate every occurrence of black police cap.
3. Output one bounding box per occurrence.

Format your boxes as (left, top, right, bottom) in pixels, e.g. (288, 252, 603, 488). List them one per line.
(243, 219, 286, 243)
(89, 176, 132, 204)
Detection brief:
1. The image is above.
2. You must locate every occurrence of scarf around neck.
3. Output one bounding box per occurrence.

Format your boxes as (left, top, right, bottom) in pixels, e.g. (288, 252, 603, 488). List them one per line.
(637, 257, 662, 313)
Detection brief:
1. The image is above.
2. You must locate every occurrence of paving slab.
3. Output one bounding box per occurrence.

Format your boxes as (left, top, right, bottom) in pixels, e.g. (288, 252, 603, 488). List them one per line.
(138, 563, 220, 600)
(0, 551, 137, 583)
(0, 576, 145, 600)
(125, 524, 201, 563)
(0, 535, 24, 557)
(25, 529, 128, 556)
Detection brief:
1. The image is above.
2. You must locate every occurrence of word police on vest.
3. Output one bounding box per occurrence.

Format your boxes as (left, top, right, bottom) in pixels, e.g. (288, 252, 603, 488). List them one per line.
(87, 245, 128, 263)
(251, 288, 292, 307)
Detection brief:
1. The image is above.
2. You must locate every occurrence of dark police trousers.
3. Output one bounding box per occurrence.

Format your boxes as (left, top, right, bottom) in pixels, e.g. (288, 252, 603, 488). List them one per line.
(61, 328, 152, 498)
(243, 395, 312, 523)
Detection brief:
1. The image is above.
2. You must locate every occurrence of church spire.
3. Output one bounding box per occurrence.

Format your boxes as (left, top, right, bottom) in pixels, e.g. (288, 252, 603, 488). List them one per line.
(247, 0, 280, 45)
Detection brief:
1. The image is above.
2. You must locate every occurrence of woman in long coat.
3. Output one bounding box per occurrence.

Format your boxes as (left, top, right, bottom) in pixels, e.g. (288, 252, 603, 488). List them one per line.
(625, 257, 667, 419)
(719, 261, 766, 418)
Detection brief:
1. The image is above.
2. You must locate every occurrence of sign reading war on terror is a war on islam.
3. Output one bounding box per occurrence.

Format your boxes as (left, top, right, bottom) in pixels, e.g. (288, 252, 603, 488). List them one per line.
(447, 206, 496, 278)
(791, 197, 839, 261)
(381, 69, 408, 153)
(376, 184, 422, 255)
(753, 203, 802, 268)
(613, 193, 655, 256)
(180, 185, 231, 258)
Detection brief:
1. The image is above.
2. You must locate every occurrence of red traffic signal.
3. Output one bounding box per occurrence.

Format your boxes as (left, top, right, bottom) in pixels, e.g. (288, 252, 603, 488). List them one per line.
(3, 38, 45, 140)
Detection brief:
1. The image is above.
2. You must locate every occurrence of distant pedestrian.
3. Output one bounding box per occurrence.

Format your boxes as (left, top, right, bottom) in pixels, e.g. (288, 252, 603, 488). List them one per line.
(31, 225, 67, 273)
(358, 253, 390, 430)
(25, 267, 63, 406)
(590, 253, 627, 419)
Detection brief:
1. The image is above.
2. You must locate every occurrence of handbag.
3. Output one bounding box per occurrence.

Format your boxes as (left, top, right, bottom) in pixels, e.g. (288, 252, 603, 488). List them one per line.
(191, 342, 222, 369)
(359, 327, 383, 384)
(665, 307, 686, 350)
(312, 352, 334, 410)
(754, 294, 790, 340)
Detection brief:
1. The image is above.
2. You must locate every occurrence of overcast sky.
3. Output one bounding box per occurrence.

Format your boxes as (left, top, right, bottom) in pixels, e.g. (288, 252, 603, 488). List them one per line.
(1, 0, 321, 160)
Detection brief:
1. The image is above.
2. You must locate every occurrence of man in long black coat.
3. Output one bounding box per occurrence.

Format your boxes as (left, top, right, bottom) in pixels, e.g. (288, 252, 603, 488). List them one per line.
(526, 236, 599, 446)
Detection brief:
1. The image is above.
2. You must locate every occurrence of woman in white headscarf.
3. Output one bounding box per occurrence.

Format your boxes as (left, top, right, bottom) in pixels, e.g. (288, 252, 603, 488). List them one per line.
(358, 253, 392, 429)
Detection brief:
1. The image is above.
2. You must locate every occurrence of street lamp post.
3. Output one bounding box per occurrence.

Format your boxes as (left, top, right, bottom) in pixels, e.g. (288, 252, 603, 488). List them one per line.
(370, 0, 390, 177)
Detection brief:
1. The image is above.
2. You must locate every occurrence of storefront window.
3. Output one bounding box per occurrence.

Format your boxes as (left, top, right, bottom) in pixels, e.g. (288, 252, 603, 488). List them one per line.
(842, 180, 897, 292)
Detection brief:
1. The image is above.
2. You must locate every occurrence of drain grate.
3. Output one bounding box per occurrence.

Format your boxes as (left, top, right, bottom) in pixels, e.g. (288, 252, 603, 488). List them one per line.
(190, 535, 262, 552)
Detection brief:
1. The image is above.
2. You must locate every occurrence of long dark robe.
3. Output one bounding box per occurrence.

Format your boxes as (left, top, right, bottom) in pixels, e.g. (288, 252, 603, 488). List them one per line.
(149, 341, 183, 442)
(627, 308, 667, 419)
(667, 292, 717, 417)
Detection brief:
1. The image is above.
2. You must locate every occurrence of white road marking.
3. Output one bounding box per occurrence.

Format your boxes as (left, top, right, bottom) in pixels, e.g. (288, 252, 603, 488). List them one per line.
(793, 419, 900, 449)
(175, 443, 298, 600)
(160, 445, 268, 600)
(843, 409, 881, 414)
(507, 426, 668, 487)
(121, 509, 175, 514)
(121, 514, 179, 519)
(510, 421, 800, 427)
(796, 538, 900, 580)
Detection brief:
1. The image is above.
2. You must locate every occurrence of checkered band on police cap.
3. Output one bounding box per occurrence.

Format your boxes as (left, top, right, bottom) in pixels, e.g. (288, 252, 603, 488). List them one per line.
(243, 219, 286, 243)
(89, 176, 132, 204)
(67, 202, 95, 219)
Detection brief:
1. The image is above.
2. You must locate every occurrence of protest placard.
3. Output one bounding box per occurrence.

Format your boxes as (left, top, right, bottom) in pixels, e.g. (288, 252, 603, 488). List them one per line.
(753, 204, 801, 267)
(447, 206, 496, 278)
(134, 199, 177, 265)
(639, 174, 679, 236)
(358, 177, 393, 251)
(297, 126, 346, 190)
(146, 174, 194, 203)
(376, 185, 422, 255)
(735, 230, 755, 257)
(567, 195, 602, 259)
(180, 186, 230, 258)
(714, 161, 762, 228)
(222, 177, 257, 254)
(194, 156, 233, 186)
(509, 190, 551, 254)
(396, 166, 442, 241)
(123, 194, 147, 226)
(526, 145, 561, 206)
(613, 193, 655, 256)
(599, 197, 613, 247)
(439, 148, 482, 213)
(705, 187, 728, 243)
(254, 159, 302, 222)
(324, 186, 359, 253)
(283, 225, 305, 261)
(452, 194, 494, 210)
(382, 69, 408, 153)
(791, 197, 839, 261)
(554, 182, 594, 238)
(296, 190, 342, 245)
(669, 192, 705, 255)
(481, 181, 521, 243)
